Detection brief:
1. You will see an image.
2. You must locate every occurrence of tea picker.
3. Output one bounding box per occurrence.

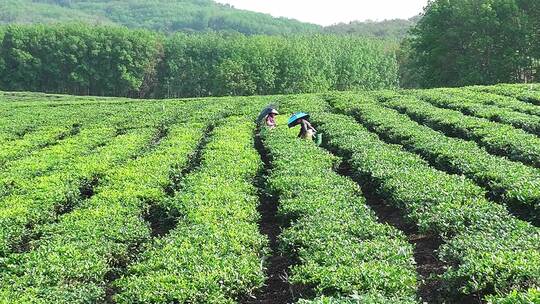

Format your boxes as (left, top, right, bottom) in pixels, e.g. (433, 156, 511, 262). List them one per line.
(257, 105, 279, 129)
(288, 112, 322, 146)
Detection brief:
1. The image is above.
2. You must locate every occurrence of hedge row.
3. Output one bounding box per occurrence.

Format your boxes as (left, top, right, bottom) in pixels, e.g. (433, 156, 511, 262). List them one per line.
(114, 116, 267, 303)
(0, 97, 200, 202)
(327, 92, 540, 221)
(0, 127, 117, 200)
(0, 96, 186, 139)
(380, 95, 540, 168)
(0, 122, 207, 303)
(486, 288, 540, 304)
(0, 125, 73, 167)
(309, 110, 540, 300)
(470, 84, 540, 105)
(298, 295, 415, 304)
(410, 89, 540, 136)
(261, 118, 418, 303)
(0, 128, 156, 257)
(445, 87, 540, 117)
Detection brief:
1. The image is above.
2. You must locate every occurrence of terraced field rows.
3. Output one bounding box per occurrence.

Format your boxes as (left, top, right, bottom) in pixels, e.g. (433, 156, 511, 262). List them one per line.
(0, 86, 539, 303)
(411, 89, 540, 135)
(115, 116, 266, 303)
(310, 112, 539, 302)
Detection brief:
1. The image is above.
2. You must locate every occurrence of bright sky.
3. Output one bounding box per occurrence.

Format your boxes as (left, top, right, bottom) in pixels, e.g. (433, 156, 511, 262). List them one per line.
(216, 0, 429, 26)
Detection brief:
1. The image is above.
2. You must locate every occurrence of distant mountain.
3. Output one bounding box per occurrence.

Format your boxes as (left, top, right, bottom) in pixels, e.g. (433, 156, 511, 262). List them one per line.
(0, 0, 321, 35)
(0, 0, 112, 24)
(325, 17, 420, 41)
(0, 0, 417, 39)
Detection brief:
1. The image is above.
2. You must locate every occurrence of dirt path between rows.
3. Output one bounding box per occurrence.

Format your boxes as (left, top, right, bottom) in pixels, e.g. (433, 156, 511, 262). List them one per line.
(336, 161, 445, 304)
(241, 132, 297, 304)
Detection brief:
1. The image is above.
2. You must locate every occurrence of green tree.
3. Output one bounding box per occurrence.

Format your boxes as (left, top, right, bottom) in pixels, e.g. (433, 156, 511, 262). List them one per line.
(410, 0, 537, 87)
(0, 23, 162, 97)
(0, 25, 42, 91)
(0, 26, 6, 81)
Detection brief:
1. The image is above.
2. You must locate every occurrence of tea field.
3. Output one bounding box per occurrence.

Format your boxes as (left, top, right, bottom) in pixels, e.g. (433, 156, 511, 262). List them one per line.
(0, 84, 539, 303)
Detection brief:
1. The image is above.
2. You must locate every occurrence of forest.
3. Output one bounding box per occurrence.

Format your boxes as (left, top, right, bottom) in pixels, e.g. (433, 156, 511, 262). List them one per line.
(0, 0, 416, 40)
(401, 0, 540, 88)
(0, 24, 397, 98)
(325, 17, 419, 41)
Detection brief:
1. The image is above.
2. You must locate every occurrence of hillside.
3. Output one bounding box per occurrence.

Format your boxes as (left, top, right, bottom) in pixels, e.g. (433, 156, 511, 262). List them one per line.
(0, 0, 321, 35)
(0, 0, 111, 24)
(325, 17, 419, 41)
(0, 0, 417, 38)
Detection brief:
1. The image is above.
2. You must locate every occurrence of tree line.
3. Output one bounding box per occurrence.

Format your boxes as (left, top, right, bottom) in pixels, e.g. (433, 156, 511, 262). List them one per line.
(0, 23, 398, 98)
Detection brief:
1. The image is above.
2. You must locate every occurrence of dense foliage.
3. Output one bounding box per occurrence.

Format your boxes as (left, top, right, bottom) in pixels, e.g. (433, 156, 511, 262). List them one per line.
(0, 23, 163, 97)
(0, 0, 321, 35)
(0, 0, 112, 25)
(405, 0, 539, 87)
(3, 0, 538, 91)
(157, 33, 398, 98)
(0, 24, 399, 98)
(0, 0, 420, 39)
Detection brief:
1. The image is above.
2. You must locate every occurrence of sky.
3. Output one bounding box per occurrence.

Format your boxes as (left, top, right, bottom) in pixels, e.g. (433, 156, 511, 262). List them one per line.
(215, 0, 429, 26)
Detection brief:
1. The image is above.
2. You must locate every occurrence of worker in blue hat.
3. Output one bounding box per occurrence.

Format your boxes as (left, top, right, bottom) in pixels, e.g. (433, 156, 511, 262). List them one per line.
(288, 113, 317, 140)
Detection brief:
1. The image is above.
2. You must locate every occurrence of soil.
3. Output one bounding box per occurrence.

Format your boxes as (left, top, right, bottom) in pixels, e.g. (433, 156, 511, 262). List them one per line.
(337, 161, 446, 304)
(240, 132, 300, 304)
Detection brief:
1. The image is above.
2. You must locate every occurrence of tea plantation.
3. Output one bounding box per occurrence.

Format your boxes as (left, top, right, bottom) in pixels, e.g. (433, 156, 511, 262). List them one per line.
(0, 84, 539, 303)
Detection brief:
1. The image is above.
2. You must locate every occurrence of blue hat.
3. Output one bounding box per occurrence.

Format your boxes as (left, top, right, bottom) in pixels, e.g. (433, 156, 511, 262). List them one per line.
(288, 112, 310, 128)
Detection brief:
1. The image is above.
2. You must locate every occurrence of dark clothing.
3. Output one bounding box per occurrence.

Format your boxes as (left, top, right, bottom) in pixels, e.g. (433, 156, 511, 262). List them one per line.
(298, 119, 316, 139)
